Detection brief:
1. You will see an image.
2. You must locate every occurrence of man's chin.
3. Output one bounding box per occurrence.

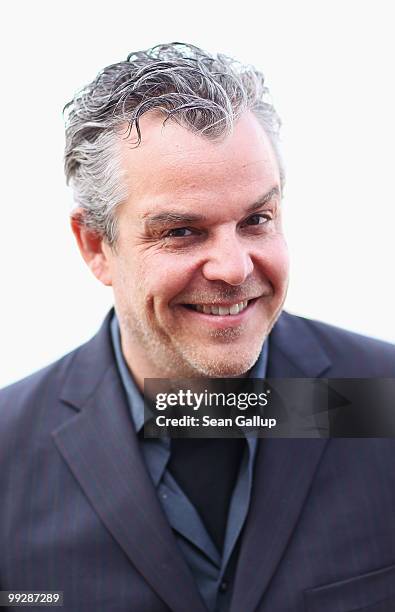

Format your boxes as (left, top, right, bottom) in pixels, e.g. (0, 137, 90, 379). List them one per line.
(184, 347, 263, 378)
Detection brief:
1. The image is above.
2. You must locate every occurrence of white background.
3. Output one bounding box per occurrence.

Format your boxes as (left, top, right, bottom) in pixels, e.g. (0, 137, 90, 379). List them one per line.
(1, 0, 394, 388)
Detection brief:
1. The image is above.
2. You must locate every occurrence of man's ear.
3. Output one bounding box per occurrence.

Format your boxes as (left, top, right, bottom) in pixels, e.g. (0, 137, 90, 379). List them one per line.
(70, 208, 113, 286)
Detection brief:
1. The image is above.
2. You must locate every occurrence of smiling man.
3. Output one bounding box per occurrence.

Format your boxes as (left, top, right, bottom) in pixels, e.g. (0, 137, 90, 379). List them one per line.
(1, 43, 395, 612)
(73, 111, 288, 384)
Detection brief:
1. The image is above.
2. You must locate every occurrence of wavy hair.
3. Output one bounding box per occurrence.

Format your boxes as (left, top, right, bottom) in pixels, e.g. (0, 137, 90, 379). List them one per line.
(64, 42, 284, 245)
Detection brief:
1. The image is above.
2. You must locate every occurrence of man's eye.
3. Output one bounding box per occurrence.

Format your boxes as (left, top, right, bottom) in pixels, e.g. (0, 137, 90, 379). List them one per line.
(164, 227, 193, 238)
(243, 214, 270, 226)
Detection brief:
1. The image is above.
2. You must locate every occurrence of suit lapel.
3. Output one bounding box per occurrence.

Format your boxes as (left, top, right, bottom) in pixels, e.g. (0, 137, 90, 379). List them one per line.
(267, 311, 332, 378)
(230, 438, 328, 612)
(230, 312, 332, 612)
(53, 313, 207, 612)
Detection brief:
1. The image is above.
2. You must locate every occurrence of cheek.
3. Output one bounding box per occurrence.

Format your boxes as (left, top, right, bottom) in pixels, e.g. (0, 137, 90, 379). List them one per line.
(256, 237, 290, 287)
(136, 252, 197, 304)
(108, 250, 143, 309)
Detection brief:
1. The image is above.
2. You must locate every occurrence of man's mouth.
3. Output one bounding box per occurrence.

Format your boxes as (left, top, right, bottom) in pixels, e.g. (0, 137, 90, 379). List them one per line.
(183, 299, 255, 316)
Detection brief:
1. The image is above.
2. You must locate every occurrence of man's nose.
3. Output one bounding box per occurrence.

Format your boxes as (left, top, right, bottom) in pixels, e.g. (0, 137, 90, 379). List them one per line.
(201, 231, 254, 286)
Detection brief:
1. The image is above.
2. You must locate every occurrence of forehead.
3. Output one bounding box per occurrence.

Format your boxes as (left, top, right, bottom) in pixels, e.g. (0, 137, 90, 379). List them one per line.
(118, 111, 280, 215)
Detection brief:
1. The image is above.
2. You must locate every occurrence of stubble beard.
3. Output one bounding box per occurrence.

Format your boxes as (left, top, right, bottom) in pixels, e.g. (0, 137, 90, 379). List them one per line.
(118, 307, 271, 380)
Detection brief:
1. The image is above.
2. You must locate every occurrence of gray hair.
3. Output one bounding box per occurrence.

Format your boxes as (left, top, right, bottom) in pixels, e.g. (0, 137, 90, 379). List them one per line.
(64, 42, 284, 246)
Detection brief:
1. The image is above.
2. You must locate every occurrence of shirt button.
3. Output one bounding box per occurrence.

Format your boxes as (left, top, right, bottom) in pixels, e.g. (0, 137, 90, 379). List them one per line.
(219, 580, 228, 593)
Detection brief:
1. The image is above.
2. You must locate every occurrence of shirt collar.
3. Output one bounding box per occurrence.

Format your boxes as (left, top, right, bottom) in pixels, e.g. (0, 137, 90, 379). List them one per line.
(110, 312, 269, 434)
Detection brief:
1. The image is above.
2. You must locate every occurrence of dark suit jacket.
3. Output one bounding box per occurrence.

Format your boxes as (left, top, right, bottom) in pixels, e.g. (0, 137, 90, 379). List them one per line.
(1, 310, 395, 612)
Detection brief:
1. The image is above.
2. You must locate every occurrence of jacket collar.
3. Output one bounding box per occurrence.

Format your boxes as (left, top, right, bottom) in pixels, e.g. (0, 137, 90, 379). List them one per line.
(268, 310, 332, 378)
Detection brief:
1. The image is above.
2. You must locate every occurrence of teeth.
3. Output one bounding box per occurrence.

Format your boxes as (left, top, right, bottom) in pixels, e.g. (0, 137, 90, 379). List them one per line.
(190, 300, 249, 316)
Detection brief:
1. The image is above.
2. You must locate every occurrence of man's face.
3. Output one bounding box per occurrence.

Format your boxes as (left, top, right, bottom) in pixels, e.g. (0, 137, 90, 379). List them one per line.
(103, 112, 289, 381)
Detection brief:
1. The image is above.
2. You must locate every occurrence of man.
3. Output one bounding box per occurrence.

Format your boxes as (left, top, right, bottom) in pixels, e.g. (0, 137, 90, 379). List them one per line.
(1, 43, 395, 612)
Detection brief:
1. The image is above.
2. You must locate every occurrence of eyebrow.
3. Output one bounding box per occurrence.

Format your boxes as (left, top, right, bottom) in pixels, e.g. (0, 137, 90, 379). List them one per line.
(245, 186, 281, 213)
(142, 185, 281, 229)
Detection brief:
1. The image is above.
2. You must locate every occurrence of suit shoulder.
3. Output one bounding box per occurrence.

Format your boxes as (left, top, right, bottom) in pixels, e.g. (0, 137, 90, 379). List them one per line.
(0, 346, 79, 428)
(283, 312, 395, 375)
(301, 315, 395, 355)
(0, 309, 114, 434)
(0, 348, 76, 396)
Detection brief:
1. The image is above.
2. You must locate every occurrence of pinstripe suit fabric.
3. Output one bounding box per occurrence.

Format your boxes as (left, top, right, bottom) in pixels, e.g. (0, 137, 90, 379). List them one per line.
(1, 310, 395, 611)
